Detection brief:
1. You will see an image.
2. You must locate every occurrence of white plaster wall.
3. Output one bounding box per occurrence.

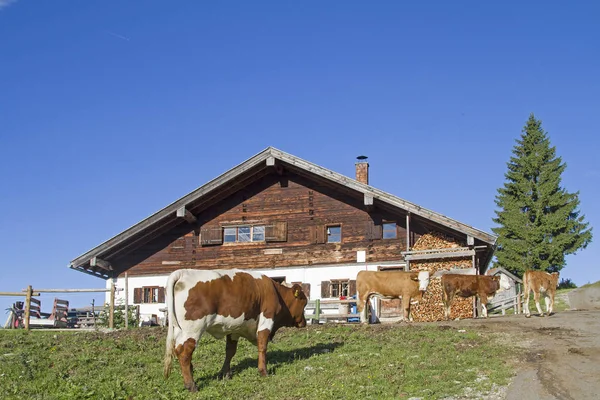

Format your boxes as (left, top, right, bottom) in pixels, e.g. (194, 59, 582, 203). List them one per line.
(106, 261, 406, 321)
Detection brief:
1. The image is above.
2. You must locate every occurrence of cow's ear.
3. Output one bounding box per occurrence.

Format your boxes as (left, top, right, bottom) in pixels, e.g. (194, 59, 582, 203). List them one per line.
(293, 285, 302, 298)
(410, 273, 419, 281)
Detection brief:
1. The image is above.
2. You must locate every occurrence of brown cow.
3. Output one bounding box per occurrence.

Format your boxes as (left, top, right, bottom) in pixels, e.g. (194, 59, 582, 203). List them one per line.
(441, 273, 510, 319)
(523, 270, 560, 317)
(356, 270, 430, 323)
(163, 269, 308, 392)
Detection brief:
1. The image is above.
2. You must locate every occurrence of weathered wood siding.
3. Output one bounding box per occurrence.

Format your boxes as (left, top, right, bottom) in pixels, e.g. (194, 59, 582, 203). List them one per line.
(118, 173, 420, 277)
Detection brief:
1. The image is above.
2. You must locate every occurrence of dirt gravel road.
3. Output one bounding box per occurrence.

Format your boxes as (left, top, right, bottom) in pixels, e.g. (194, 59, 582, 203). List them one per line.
(450, 310, 600, 400)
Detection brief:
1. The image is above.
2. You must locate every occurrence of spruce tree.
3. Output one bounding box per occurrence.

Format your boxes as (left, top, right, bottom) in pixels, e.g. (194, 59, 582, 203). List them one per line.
(492, 114, 592, 277)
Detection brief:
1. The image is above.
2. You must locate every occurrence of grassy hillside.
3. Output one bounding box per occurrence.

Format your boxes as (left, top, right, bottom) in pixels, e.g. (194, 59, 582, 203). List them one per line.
(0, 324, 515, 399)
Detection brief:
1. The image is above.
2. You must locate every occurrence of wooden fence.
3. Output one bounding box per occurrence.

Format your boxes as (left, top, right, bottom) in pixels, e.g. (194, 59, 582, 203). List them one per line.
(1, 283, 120, 330)
(305, 299, 361, 324)
(307, 293, 527, 324)
(488, 292, 525, 315)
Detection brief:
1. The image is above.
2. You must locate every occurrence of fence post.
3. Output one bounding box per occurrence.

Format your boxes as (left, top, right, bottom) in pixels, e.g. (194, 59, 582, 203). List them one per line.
(24, 285, 32, 331)
(109, 280, 115, 329)
(516, 285, 522, 315)
(124, 273, 129, 329)
(314, 299, 321, 323)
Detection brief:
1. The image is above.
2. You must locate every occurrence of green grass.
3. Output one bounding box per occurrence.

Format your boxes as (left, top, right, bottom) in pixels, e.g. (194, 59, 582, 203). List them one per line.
(0, 324, 516, 400)
(579, 280, 600, 289)
(522, 288, 573, 314)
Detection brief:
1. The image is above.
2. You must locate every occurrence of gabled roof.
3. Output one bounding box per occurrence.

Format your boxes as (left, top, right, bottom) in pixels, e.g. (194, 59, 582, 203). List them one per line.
(70, 147, 497, 278)
(487, 267, 522, 283)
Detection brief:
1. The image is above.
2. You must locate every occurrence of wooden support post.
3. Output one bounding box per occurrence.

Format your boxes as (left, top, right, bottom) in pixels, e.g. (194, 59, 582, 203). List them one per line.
(24, 285, 32, 331)
(516, 285, 522, 315)
(109, 280, 115, 329)
(314, 299, 321, 323)
(405, 213, 411, 271)
(124, 273, 129, 329)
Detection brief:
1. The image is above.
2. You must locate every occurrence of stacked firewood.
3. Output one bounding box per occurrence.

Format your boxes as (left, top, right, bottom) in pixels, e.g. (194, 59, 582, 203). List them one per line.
(409, 232, 474, 322)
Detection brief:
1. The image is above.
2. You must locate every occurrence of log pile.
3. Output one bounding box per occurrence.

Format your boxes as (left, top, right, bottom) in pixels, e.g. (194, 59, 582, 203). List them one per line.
(409, 232, 474, 322)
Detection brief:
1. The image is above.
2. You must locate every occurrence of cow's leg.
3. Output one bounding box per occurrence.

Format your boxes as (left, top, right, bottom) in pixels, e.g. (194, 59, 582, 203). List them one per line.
(443, 291, 453, 320)
(401, 295, 412, 322)
(479, 294, 489, 318)
(256, 330, 271, 377)
(524, 284, 531, 318)
(546, 294, 554, 316)
(218, 335, 238, 380)
(174, 337, 198, 392)
(534, 290, 544, 316)
(358, 293, 368, 324)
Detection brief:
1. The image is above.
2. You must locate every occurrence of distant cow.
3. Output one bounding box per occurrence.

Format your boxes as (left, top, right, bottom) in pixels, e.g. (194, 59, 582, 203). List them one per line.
(163, 269, 308, 392)
(523, 270, 560, 318)
(356, 270, 430, 323)
(441, 273, 510, 319)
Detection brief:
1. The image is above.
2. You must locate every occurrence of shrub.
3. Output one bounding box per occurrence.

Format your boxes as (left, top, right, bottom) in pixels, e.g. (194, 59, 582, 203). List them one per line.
(97, 300, 138, 328)
(558, 278, 577, 290)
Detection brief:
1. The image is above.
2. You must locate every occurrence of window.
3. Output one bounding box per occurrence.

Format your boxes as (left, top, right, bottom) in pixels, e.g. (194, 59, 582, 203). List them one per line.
(238, 226, 251, 242)
(134, 286, 165, 304)
(144, 287, 159, 303)
(223, 225, 265, 243)
(327, 225, 341, 243)
(331, 281, 349, 298)
(321, 279, 356, 298)
(224, 227, 237, 243)
(383, 222, 397, 239)
(253, 226, 265, 241)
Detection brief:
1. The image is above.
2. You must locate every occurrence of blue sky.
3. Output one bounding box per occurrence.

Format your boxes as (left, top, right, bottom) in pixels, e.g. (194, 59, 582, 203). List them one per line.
(1, 1, 598, 315)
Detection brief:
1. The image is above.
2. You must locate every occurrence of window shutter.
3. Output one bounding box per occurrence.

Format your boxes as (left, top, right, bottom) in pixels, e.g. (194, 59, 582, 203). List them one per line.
(365, 221, 374, 240)
(315, 225, 326, 244)
(133, 288, 142, 304)
(200, 226, 223, 246)
(301, 283, 311, 299)
(349, 280, 357, 296)
(158, 287, 165, 303)
(266, 221, 287, 242)
(373, 223, 382, 240)
(321, 281, 330, 298)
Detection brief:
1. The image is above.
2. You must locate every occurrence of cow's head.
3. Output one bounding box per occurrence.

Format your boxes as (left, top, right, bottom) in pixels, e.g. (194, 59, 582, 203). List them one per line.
(551, 271, 560, 286)
(411, 270, 430, 292)
(278, 283, 308, 329)
(499, 274, 511, 291)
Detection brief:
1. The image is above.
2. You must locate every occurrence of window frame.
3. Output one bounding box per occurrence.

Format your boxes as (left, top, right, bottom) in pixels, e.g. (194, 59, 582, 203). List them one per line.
(326, 224, 342, 243)
(222, 225, 266, 244)
(328, 279, 350, 298)
(382, 222, 398, 239)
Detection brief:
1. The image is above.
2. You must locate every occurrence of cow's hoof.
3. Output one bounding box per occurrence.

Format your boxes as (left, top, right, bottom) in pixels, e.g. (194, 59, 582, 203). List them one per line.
(540, 313, 546, 317)
(525, 314, 531, 318)
(217, 371, 232, 380)
(185, 384, 198, 392)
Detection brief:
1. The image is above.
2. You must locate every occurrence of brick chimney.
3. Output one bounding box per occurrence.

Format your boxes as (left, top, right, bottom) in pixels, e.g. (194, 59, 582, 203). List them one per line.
(355, 155, 369, 185)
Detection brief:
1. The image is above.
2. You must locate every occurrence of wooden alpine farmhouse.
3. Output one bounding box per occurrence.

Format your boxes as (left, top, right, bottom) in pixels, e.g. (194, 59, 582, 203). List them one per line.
(69, 147, 498, 323)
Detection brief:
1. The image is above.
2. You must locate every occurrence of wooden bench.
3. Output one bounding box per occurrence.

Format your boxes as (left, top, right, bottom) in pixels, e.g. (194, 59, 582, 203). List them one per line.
(48, 298, 69, 328)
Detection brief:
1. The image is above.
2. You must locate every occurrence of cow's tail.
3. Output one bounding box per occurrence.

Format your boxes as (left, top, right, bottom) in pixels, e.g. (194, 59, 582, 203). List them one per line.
(164, 269, 184, 379)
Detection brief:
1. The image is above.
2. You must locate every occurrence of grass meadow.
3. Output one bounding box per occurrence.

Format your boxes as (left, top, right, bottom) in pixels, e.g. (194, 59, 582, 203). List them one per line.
(0, 323, 516, 400)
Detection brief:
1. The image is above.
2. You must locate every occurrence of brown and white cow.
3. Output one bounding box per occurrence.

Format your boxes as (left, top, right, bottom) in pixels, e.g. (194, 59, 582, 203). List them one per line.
(523, 270, 560, 318)
(163, 269, 308, 392)
(441, 273, 510, 319)
(356, 270, 430, 323)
